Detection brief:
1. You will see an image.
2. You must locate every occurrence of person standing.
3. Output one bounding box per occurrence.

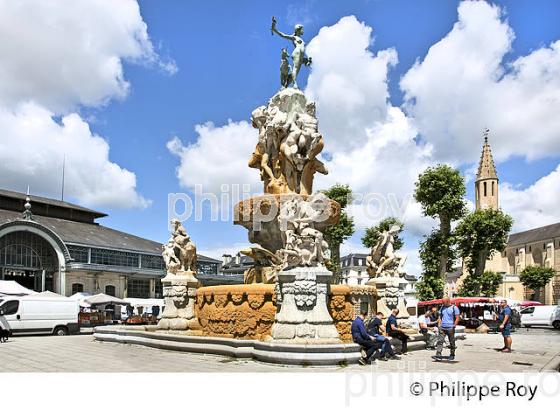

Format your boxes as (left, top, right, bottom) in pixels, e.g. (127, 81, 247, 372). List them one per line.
(498, 300, 513, 353)
(351, 311, 379, 365)
(434, 298, 460, 361)
(386, 309, 410, 355)
(366, 312, 398, 360)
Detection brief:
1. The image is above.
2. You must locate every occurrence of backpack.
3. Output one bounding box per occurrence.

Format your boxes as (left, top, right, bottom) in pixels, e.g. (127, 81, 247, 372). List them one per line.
(510, 309, 521, 327)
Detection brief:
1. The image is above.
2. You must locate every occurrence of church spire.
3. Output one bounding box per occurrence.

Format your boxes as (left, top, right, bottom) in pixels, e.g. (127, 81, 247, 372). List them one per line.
(475, 129, 499, 210)
(476, 128, 498, 181)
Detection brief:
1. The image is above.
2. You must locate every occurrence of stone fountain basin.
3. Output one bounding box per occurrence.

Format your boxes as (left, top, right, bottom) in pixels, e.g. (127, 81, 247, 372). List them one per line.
(93, 326, 361, 366)
(233, 194, 340, 252)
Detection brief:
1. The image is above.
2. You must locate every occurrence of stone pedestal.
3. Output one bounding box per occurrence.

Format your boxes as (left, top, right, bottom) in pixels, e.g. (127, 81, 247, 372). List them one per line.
(271, 266, 339, 343)
(368, 276, 409, 319)
(157, 273, 200, 331)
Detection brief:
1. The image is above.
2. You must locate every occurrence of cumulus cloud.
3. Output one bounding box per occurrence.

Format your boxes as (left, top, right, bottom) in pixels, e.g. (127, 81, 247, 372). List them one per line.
(0, 0, 172, 208)
(0, 0, 176, 113)
(308, 17, 433, 240)
(500, 164, 560, 232)
(401, 0, 560, 164)
(167, 121, 261, 195)
(306, 15, 398, 153)
(0, 104, 150, 208)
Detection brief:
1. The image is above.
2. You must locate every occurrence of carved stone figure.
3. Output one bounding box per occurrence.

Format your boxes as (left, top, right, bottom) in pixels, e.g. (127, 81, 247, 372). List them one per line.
(366, 224, 406, 278)
(249, 88, 327, 195)
(242, 246, 283, 284)
(271, 16, 312, 89)
(276, 194, 330, 268)
(280, 48, 293, 89)
(164, 219, 198, 276)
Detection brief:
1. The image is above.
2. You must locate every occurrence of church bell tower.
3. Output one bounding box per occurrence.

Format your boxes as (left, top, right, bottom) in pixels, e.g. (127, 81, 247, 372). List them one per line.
(475, 129, 499, 210)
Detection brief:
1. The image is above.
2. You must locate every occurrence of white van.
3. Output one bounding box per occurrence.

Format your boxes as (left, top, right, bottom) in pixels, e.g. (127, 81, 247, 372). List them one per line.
(0, 295, 80, 336)
(520, 305, 560, 329)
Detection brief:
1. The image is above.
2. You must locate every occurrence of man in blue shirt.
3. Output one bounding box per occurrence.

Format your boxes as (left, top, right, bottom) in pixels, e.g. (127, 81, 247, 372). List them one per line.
(351, 310, 379, 365)
(386, 309, 409, 354)
(434, 298, 460, 361)
(498, 299, 513, 353)
(366, 312, 398, 360)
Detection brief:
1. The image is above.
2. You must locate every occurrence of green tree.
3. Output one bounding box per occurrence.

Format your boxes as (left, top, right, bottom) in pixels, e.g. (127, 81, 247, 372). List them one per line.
(322, 184, 355, 277)
(416, 274, 444, 301)
(455, 208, 513, 288)
(361, 217, 404, 250)
(414, 165, 467, 281)
(519, 266, 556, 301)
(458, 271, 503, 297)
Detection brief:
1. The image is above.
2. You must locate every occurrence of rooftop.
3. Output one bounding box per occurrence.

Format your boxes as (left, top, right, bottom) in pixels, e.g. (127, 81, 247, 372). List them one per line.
(0, 188, 107, 223)
(508, 222, 560, 247)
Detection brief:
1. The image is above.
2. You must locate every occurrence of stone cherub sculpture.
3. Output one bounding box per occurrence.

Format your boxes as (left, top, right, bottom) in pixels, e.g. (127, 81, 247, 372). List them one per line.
(366, 224, 406, 278)
(162, 219, 198, 276)
(271, 16, 312, 89)
(249, 97, 327, 195)
(276, 194, 330, 268)
(241, 247, 283, 284)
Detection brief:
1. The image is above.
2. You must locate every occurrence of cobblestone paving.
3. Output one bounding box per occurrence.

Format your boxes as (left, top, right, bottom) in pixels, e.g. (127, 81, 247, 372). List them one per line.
(0, 328, 558, 372)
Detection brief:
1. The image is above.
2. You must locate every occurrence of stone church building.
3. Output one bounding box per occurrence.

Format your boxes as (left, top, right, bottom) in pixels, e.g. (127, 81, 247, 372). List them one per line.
(454, 136, 560, 304)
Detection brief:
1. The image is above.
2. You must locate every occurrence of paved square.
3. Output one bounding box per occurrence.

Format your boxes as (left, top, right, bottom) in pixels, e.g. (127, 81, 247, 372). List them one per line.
(0, 328, 558, 372)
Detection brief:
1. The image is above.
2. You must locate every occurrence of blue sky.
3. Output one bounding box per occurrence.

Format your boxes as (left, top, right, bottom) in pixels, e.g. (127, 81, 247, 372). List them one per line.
(2, 0, 560, 274)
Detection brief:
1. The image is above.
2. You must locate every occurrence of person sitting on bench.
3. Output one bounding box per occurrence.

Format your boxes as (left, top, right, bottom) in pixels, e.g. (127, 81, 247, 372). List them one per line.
(366, 312, 398, 360)
(418, 310, 437, 349)
(386, 309, 410, 355)
(351, 310, 380, 365)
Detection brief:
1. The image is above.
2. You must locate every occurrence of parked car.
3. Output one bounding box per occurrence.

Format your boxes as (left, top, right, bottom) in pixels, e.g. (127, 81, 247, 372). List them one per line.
(520, 305, 560, 329)
(0, 294, 80, 336)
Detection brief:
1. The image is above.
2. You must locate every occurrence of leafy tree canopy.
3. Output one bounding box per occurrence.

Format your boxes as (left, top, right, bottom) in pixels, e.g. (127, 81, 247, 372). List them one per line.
(322, 183, 353, 209)
(519, 266, 556, 291)
(455, 208, 513, 275)
(414, 164, 467, 221)
(458, 271, 503, 297)
(416, 275, 444, 301)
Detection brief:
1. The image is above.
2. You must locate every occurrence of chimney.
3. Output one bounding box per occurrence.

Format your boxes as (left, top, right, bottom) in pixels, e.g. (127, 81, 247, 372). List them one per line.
(234, 252, 241, 265)
(222, 254, 232, 265)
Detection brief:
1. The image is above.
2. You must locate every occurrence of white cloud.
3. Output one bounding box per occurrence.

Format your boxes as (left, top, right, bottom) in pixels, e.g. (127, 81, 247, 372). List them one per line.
(306, 15, 398, 153)
(308, 17, 433, 239)
(0, 103, 149, 208)
(0, 0, 171, 208)
(500, 164, 560, 232)
(401, 0, 560, 164)
(167, 120, 261, 196)
(0, 0, 175, 113)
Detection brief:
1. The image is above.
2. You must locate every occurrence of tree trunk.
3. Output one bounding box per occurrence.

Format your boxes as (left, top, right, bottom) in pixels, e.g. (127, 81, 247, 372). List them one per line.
(329, 242, 341, 283)
(438, 214, 451, 281)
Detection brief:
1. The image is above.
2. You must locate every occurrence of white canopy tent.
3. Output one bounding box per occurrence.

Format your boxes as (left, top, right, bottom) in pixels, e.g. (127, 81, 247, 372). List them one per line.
(0, 280, 36, 296)
(83, 293, 130, 307)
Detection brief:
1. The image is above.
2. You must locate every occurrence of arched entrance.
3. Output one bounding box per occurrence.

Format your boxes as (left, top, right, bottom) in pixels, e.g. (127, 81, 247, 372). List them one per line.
(0, 230, 58, 291)
(0, 221, 69, 294)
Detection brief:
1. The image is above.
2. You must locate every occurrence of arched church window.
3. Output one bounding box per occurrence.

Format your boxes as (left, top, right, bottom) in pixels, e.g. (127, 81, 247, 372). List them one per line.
(484, 181, 487, 196)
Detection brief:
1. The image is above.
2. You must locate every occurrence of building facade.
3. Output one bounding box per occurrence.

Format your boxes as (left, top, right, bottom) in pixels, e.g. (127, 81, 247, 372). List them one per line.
(0, 189, 221, 297)
(454, 136, 560, 304)
(339, 253, 369, 285)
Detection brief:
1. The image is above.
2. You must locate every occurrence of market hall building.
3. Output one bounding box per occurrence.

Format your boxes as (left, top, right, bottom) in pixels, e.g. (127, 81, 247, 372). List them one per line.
(0, 189, 221, 298)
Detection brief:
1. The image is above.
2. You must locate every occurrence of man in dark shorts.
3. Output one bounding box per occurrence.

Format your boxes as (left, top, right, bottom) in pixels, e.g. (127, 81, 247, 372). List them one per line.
(351, 310, 379, 365)
(366, 312, 398, 360)
(498, 299, 513, 353)
(434, 297, 460, 361)
(386, 309, 409, 355)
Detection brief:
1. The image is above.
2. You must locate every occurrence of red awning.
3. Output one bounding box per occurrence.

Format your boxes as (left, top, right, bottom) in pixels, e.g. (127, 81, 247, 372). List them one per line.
(418, 297, 494, 307)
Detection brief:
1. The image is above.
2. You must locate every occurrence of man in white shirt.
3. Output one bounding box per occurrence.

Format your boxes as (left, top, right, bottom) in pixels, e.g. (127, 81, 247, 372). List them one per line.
(418, 311, 437, 349)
